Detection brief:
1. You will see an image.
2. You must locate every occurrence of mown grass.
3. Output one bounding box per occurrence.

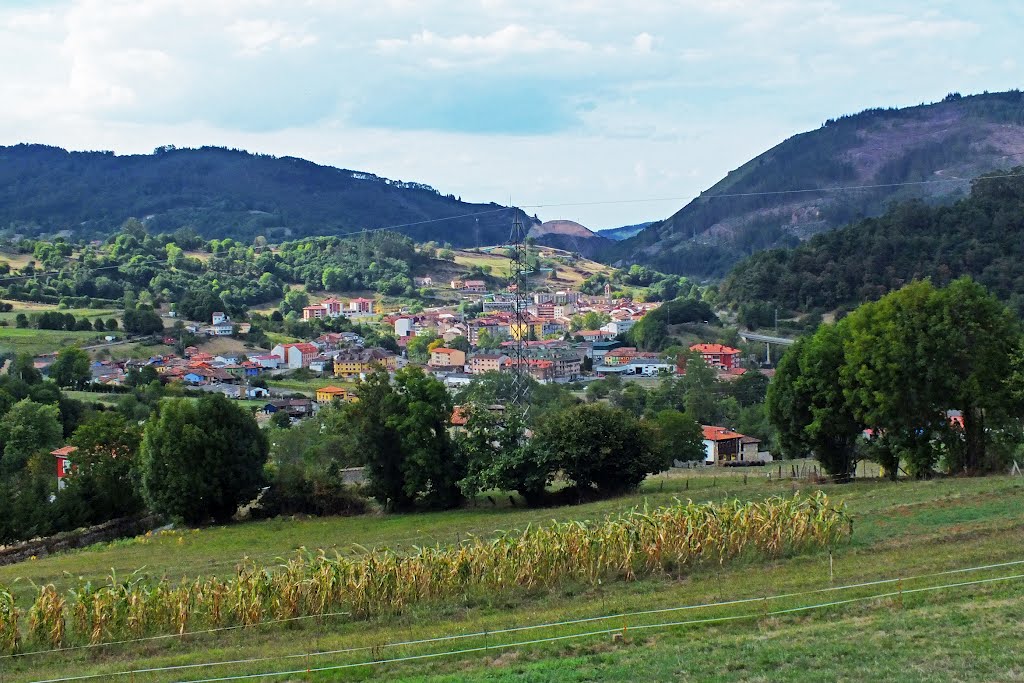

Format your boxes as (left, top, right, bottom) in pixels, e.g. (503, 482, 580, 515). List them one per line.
(2, 470, 1023, 681)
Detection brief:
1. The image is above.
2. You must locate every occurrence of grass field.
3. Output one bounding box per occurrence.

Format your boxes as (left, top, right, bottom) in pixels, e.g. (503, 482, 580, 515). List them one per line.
(2, 467, 1023, 681)
(0, 302, 121, 322)
(0, 327, 104, 356)
(453, 247, 613, 286)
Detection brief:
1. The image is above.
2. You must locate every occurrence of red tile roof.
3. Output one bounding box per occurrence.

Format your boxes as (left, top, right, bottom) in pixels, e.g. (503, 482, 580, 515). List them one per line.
(702, 425, 744, 441)
(691, 343, 741, 355)
(451, 405, 469, 426)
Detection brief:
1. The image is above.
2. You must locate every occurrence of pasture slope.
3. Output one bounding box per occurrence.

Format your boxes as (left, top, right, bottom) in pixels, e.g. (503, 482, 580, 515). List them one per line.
(1, 465, 1023, 681)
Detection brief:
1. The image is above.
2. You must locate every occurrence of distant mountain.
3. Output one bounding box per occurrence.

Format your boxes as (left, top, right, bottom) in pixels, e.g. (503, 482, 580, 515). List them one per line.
(528, 219, 611, 258)
(608, 91, 1024, 277)
(0, 144, 532, 246)
(598, 222, 654, 241)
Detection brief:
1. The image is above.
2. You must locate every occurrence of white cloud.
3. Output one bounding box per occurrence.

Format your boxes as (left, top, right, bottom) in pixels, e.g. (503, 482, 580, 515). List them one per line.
(377, 24, 592, 59)
(225, 19, 318, 56)
(0, 0, 1017, 227)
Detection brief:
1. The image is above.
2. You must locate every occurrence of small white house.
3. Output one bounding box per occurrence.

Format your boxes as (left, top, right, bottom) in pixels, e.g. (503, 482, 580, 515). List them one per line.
(212, 312, 228, 325)
(395, 318, 414, 338)
(601, 319, 636, 336)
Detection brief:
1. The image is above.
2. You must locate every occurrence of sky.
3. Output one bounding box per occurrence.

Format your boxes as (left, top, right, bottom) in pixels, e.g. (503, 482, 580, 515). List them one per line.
(0, 1, 1021, 230)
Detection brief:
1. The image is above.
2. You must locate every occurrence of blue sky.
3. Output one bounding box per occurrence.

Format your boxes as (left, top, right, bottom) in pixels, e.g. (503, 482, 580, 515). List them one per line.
(1, 1, 1020, 229)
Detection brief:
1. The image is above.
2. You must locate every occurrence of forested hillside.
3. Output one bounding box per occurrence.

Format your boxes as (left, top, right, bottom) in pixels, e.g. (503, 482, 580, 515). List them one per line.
(0, 144, 532, 245)
(720, 169, 1024, 315)
(610, 91, 1024, 276)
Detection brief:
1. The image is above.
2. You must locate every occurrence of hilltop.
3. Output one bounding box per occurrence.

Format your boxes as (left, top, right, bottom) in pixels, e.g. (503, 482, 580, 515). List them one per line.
(527, 219, 611, 258)
(0, 144, 535, 246)
(609, 91, 1024, 276)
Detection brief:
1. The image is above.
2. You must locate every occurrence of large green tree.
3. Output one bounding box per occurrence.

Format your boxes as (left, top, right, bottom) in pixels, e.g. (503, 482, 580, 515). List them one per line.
(49, 347, 91, 389)
(0, 399, 62, 475)
(63, 412, 145, 523)
(140, 394, 268, 524)
(353, 367, 462, 511)
(457, 404, 553, 504)
(768, 325, 862, 478)
(650, 409, 706, 464)
(531, 403, 667, 497)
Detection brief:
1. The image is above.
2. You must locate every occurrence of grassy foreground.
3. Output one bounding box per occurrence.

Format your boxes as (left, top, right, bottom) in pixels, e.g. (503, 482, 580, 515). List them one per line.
(2, 468, 1023, 681)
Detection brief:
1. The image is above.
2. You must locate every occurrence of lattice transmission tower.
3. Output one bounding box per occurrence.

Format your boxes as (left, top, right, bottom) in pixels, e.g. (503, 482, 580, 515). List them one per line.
(508, 212, 531, 409)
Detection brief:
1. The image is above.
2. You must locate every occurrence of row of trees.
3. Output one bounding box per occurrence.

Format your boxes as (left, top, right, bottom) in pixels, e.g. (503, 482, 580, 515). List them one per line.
(769, 277, 1021, 478)
(347, 368, 701, 510)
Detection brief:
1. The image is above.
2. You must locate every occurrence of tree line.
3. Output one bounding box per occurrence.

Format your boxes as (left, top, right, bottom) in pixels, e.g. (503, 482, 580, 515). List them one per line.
(769, 277, 1023, 479)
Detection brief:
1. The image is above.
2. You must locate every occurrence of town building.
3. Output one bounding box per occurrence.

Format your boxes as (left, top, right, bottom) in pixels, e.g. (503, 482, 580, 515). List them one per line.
(271, 343, 320, 370)
(690, 343, 742, 371)
(316, 385, 353, 403)
(429, 347, 467, 368)
(470, 353, 510, 375)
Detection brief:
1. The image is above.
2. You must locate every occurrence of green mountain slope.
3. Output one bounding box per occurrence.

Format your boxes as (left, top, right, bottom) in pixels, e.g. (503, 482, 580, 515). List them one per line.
(0, 144, 530, 246)
(610, 91, 1024, 277)
(720, 168, 1024, 315)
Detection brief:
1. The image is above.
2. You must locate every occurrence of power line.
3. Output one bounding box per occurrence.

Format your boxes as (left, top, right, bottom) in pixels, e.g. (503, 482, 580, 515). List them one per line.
(519, 169, 1024, 210)
(2, 167, 1023, 287)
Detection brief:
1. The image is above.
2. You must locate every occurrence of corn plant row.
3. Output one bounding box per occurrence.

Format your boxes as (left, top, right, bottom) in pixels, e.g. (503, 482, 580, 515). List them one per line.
(0, 493, 849, 653)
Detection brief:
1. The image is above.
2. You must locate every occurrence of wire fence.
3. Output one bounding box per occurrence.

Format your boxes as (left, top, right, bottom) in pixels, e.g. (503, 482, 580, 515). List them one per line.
(13, 557, 1024, 682)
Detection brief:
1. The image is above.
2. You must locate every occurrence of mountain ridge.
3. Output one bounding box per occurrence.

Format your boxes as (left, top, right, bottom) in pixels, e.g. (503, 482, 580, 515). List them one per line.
(608, 90, 1024, 277)
(0, 143, 534, 247)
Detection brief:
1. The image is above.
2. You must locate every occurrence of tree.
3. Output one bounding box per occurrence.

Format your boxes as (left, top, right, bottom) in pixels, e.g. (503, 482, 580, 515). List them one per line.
(458, 405, 553, 504)
(353, 367, 461, 510)
(406, 333, 439, 364)
(105, 318, 118, 331)
(532, 403, 666, 497)
(9, 353, 42, 385)
(140, 394, 268, 524)
(64, 413, 144, 523)
(15, 313, 28, 328)
(270, 410, 292, 429)
(475, 329, 502, 350)
(447, 335, 470, 353)
(281, 289, 309, 316)
(679, 354, 719, 424)
(122, 307, 164, 335)
(935, 278, 1021, 473)
(843, 281, 953, 478)
(0, 399, 62, 474)
(49, 348, 91, 389)
(651, 410, 705, 464)
(768, 326, 862, 478)
(93, 318, 106, 332)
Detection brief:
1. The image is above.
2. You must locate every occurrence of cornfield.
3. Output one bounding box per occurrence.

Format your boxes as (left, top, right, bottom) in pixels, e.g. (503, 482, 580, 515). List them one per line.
(0, 493, 849, 653)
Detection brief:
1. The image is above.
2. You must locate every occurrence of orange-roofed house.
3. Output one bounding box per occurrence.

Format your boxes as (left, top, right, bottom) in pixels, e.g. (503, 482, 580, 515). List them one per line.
(450, 405, 470, 427)
(690, 343, 742, 371)
(701, 425, 745, 465)
(52, 446, 78, 490)
(316, 385, 353, 404)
